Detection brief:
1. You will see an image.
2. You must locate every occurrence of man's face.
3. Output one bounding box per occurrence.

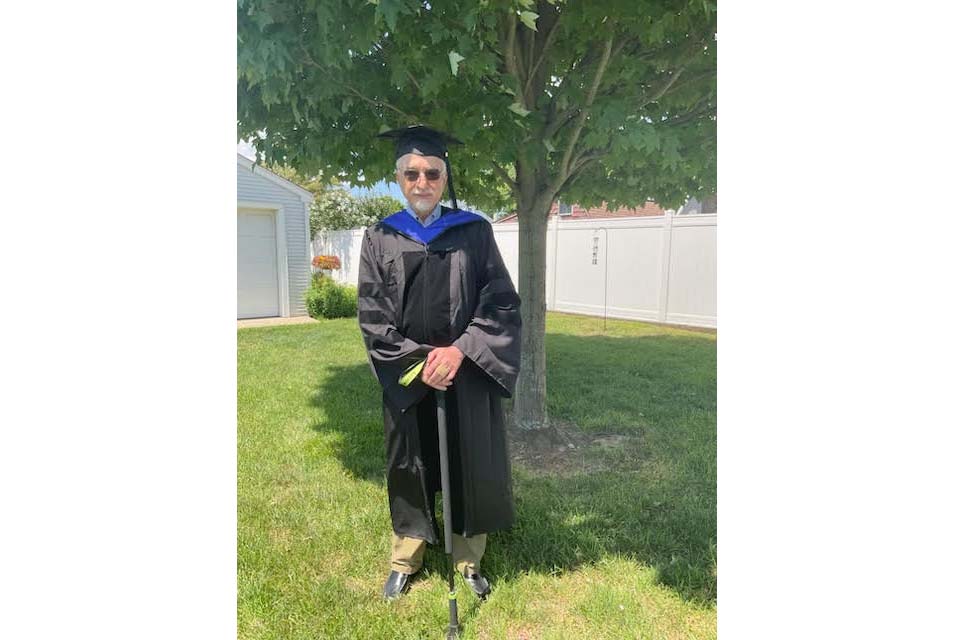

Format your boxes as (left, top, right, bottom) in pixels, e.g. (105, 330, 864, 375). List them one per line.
(397, 153, 447, 218)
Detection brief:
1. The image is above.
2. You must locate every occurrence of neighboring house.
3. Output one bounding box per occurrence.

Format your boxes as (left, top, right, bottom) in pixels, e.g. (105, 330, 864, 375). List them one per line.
(237, 154, 314, 319)
(494, 199, 664, 223)
(493, 194, 716, 223)
(677, 193, 718, 215)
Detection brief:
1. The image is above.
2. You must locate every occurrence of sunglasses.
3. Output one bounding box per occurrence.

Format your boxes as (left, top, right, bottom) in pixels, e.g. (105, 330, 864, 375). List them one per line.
(402, 168, 444, 182)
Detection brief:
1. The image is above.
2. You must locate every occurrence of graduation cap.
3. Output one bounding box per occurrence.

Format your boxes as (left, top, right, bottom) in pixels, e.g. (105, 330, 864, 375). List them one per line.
(377, 124, 463, 211)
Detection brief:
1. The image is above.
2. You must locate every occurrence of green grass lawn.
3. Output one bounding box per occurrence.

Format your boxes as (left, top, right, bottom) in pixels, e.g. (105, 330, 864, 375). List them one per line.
(238, 312, 716, 639)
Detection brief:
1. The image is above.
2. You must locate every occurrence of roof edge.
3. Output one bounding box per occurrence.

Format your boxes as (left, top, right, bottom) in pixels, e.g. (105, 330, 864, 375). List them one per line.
(237, 154, 314, 203)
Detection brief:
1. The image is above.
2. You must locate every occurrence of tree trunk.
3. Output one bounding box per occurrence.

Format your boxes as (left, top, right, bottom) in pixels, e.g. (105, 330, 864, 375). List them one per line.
(513, 200, 550, 431)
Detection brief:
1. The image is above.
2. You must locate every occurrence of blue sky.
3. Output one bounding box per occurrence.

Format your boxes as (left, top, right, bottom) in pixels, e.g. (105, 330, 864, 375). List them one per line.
(239, 140, 403, 199)
(348, 179, 405, 200)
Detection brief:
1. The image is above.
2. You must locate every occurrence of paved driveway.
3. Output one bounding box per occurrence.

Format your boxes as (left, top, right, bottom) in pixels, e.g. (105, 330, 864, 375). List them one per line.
(237, 316, 319, 329)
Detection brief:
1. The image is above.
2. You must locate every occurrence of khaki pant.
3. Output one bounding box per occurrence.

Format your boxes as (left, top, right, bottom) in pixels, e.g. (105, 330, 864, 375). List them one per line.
(391, 532, 486, 575)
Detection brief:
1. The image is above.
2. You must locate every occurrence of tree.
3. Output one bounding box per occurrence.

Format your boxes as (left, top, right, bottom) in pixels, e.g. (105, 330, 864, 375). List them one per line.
(265, 163, 402, 235)
(312, 186, 361, 236)
(312, 188, 403, 234)
(266, 163, 329, 201)
(238, 0, 716, 432)
(357, 194, 406, 228)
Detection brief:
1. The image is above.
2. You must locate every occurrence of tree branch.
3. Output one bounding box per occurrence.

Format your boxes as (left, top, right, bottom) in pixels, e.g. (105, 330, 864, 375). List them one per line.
(543, 33, 618, 138)
(609, 35, 636, 62)
(491, 161, 519, 198)
(637, 38, 711, 110)
(299, 44, 418, 121)
(543, 105, 579, 140)
(553, 154, 601, 199)
(557, 35, 613, 183)
(346, 84, 417, 121)
(524, 5, 561, 100)
(554, 43, 600, 94)
(664, 98, 716, 127)
(571, 147, 608, 174)
(615, 38, 685, 65)
(638, 66, 687, 110)
(660, 69, 715, 98)
(500, 12, 527, 105)
(525, 20, 535, 86)
(405, 69, 423, 94)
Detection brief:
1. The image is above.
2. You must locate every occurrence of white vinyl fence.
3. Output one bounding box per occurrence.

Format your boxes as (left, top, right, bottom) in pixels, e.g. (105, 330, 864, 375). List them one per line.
(313, 210, 716, 328)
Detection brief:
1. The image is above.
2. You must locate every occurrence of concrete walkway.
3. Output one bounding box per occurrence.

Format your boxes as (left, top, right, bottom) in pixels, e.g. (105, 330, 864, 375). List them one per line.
(237, 315, 319, 329)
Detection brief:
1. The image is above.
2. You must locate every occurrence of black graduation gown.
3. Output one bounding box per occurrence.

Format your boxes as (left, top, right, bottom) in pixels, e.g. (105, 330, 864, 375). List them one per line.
(357, 207, 522, 543)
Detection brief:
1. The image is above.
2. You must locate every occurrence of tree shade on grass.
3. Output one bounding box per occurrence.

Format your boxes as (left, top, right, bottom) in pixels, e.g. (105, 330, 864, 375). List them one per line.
(238, 0, 717, 431)
(238, 312, 716, 639)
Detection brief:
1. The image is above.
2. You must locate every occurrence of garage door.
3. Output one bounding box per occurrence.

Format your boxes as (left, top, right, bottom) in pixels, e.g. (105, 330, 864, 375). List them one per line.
(238, 209, 280, 319)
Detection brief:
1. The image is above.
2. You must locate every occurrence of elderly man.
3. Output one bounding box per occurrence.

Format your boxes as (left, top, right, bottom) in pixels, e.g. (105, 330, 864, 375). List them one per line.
(357, 125, 522, 601)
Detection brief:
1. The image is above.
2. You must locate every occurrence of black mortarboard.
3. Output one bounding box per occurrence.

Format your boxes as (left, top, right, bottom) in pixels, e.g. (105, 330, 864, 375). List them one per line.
(377, 124, 464, 210)
(377, 124, 463, 160)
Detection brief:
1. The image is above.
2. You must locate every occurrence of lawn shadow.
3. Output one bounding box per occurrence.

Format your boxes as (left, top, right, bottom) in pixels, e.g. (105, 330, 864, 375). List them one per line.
(308, 362, 389, 486)
(309, 331, 716, 604)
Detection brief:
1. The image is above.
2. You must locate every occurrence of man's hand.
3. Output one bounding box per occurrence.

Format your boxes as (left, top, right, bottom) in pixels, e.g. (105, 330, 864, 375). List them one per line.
(421, 346, 465, 390)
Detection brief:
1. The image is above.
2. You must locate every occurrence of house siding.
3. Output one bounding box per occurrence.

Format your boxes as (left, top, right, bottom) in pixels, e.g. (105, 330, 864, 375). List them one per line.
(237, 161, 311, 317)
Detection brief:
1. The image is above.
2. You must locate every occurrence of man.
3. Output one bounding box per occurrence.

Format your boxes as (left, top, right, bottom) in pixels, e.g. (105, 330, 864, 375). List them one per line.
(357, 125, 522, 601)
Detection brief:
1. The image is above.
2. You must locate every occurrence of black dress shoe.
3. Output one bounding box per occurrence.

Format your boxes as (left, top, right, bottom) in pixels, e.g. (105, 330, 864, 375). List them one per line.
(382, 570, 415, 601)
(462, 570, 491, 600)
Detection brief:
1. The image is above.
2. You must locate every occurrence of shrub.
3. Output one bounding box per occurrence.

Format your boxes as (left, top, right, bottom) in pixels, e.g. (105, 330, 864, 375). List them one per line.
(304, 277, 357, 319)
(319, 282, 358, 318)
(304, 278, 329, 319)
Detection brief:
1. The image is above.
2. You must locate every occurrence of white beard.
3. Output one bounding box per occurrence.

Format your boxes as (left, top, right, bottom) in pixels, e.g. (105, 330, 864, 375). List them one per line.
(408, 198, 436, 218)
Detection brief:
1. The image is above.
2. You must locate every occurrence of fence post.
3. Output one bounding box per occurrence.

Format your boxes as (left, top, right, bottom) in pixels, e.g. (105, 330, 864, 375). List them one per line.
(548, 213, 560, 311)
(657, 209, 674, 323)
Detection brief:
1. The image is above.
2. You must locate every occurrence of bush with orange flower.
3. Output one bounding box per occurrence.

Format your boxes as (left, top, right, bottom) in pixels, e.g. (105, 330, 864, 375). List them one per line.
(312, 255, 341, 271)
(305, 254, 356, 319)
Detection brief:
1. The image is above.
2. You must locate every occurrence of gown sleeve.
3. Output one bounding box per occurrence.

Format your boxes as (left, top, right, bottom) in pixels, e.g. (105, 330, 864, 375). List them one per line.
(452, 221, 523, 397)
(357, 227, 432, 412)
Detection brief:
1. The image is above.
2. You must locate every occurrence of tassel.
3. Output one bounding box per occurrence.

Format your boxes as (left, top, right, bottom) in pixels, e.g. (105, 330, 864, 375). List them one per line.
(444, 154, 459, 211)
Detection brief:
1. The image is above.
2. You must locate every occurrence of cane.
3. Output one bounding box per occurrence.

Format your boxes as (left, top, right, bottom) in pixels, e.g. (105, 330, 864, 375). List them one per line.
(436, 389, 460, 639)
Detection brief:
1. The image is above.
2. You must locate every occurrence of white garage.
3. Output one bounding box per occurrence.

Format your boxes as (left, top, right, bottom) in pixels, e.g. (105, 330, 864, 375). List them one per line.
(237, 154, 314, 319)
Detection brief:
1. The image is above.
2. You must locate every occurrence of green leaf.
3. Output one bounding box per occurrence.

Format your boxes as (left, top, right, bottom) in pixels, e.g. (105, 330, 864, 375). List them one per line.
(517, 11, 538, 31)
(464, 10, 478, 32)
(544, 139, 556, 153)
(399, 359, 426, 386)
(508, 101, 531, 117)
(377, 0, 402, 31)
(516, 0, 535, 8)
(448, 51, 465, 76)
